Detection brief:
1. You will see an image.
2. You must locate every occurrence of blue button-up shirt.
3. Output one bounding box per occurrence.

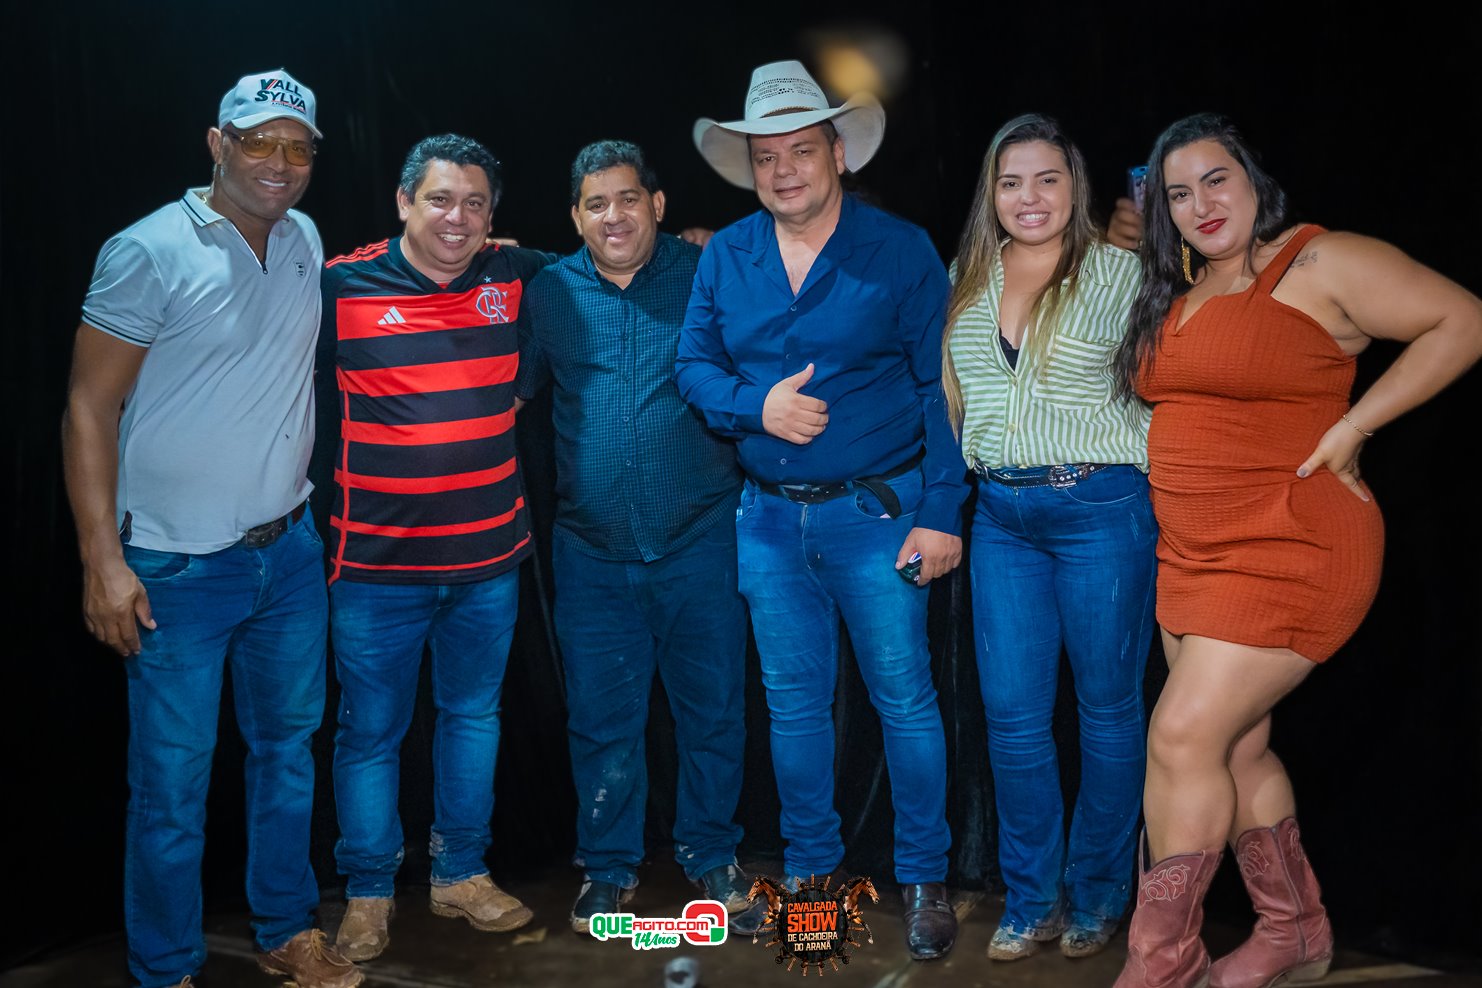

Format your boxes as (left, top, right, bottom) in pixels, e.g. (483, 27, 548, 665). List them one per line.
(516, 233, 742, 561)
(675, 195, 968, 534)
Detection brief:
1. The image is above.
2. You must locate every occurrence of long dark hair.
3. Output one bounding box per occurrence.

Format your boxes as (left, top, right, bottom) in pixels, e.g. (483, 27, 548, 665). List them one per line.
(1112, 114, 1290, 398)
(943, 114, 1099, 433)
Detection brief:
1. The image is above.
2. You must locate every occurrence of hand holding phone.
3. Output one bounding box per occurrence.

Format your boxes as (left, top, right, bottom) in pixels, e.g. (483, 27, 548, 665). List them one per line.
(1128, 165, 1148, 213)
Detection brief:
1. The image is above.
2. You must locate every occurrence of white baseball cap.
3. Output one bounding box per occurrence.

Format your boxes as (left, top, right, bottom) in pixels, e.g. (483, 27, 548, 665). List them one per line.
(218, 69, 322, 139)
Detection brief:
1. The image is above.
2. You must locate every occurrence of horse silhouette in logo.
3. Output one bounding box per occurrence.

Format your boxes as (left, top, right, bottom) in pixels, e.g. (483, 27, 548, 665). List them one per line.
(747, 875, 786, 942)
(839, 877, 878, 946)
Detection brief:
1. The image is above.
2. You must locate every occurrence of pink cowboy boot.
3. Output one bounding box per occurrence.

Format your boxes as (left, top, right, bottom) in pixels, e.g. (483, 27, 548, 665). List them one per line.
(1209, 818, 1333, 988)
(1114, 835, 1223, 988)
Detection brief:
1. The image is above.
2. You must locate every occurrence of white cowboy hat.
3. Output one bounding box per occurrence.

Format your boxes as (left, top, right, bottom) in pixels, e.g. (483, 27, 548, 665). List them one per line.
(693, 60, 885, 189)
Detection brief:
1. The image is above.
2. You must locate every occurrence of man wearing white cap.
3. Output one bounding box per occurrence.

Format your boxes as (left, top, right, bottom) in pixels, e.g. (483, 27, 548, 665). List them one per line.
(676, 60, 969, 961)
(62, 71, 361, 988)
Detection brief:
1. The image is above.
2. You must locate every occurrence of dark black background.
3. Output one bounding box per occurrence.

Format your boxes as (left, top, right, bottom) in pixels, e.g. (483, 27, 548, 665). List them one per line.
(5, 0, 1479, 973)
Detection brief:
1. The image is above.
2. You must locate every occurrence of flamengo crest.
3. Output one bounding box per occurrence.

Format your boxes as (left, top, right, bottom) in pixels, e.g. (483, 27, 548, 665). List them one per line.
(476, 284, 510, 324)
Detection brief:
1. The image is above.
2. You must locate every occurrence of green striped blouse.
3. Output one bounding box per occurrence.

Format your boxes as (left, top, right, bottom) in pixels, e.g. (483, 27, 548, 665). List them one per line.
(949, 241, 1150, 471)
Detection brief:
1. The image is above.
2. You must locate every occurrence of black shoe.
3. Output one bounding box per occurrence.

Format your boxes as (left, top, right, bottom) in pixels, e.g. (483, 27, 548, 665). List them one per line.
(902, 882, 956, 960)
(570, 880, 632, 934)
(697, 864, 770, 936)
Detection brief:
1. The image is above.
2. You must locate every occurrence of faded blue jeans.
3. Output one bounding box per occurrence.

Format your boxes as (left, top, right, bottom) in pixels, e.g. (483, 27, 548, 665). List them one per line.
(737, 468, 950, 883)
(122, 512, 326, 988)
(554, 518, 748, 888)
(970, 465, 1156, 936)
(329, 569, 519, 898)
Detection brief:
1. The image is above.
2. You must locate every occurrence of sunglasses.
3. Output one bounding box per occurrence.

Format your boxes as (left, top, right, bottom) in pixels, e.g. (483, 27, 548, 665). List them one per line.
(224, 130, 317, 166)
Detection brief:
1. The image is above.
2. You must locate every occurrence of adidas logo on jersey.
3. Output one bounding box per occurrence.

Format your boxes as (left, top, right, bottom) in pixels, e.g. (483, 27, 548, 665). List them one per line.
(377, 306, 408, 326)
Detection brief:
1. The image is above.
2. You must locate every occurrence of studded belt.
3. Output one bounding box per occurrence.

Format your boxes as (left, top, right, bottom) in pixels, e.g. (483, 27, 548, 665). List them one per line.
(974, 462, 1108, 489)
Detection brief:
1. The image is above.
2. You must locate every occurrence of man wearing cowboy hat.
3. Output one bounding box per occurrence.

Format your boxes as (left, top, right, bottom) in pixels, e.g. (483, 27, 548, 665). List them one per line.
(63, 70, 362, 988)
(675, 59, 969, 961)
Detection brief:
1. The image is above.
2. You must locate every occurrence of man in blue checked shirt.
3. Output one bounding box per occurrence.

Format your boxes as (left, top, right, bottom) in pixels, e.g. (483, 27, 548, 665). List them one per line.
(676, 61, 971, 961)
(514, 140, 767, 937)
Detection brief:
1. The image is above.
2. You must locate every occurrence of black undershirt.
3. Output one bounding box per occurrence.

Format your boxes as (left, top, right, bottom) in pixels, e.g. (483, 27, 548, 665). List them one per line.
(998, 328, 1019, 369)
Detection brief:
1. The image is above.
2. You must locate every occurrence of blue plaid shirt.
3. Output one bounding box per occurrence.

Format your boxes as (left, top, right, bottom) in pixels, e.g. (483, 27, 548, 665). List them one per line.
(516, 234, 742, 561)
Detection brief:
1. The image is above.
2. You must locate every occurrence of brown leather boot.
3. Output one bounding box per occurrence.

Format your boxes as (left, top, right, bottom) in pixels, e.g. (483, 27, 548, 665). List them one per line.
(255, 929, 364, 988)
(430, 873, 533, 932)
(1209, 818, 1333, 988)
(1113, 837, 1222, 988)
(336, 897, 393, 962)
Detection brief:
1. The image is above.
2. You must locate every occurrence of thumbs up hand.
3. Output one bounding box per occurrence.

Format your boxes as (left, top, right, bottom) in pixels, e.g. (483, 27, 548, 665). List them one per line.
(762, 363, 829, 444)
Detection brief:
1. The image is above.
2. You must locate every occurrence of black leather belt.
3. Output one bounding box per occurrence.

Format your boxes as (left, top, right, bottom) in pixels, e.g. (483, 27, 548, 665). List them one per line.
(241, 501, 307, 548)
(974, 462, 1108, 489)
(757, 450, 924, 519)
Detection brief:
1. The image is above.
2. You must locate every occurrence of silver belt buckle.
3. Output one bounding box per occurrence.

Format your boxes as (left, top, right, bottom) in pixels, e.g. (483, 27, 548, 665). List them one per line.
(1047, 465, 1082, 489)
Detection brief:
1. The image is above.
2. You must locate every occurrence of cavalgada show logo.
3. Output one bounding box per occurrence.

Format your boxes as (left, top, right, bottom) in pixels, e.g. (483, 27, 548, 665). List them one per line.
(587, 899, 728, 950)
(750, 874, 878, 975)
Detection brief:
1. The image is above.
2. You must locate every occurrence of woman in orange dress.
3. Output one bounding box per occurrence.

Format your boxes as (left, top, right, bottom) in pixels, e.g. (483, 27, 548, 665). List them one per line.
(1110, 113, 1482, 988)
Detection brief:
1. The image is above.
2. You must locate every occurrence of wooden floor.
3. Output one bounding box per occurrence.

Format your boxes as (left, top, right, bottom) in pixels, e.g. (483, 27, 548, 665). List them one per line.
(3, 860, 1476, 988)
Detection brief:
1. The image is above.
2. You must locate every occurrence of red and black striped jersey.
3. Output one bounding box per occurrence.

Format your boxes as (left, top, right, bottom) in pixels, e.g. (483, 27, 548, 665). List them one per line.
(317, 236, 554, 585)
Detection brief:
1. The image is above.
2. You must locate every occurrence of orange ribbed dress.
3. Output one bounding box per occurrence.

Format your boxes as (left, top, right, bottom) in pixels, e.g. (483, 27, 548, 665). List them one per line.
(1138, 225, 1384, 662)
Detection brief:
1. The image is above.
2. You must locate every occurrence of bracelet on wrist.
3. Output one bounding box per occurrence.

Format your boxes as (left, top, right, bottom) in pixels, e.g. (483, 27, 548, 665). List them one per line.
(1341, 412, 1374, 438)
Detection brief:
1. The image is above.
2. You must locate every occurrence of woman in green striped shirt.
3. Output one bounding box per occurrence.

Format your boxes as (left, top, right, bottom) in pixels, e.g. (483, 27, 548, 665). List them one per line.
(942, 114, 1157, 964)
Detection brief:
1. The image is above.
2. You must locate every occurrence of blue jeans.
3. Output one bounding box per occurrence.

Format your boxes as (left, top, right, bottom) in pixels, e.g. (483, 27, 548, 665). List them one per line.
(329, 569, 519, 898)
(970, 466, 1156, 934)
(122, 512, 326, 988)
(736, 468, 950, 883)
(554, 518, 747, 888)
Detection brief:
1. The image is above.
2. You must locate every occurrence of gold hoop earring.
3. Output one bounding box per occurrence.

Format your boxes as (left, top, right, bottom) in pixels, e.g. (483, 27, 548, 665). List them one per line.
(1180, 239, 1195, 285)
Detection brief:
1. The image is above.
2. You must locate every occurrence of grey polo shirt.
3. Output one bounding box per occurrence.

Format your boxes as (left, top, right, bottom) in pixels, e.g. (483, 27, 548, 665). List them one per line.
(82, 188, 322, 553)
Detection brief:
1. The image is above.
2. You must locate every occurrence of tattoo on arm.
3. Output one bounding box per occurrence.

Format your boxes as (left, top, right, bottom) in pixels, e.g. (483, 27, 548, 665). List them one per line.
(1290, 250, 1318, 268)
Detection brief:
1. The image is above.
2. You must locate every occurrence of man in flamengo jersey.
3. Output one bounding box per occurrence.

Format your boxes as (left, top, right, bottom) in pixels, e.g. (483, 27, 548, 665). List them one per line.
(315, 134, 551, 962)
